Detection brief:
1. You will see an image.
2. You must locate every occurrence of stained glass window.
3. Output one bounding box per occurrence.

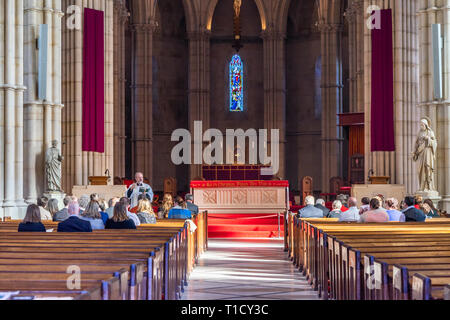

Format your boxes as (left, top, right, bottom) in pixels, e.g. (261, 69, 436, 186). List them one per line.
(229, 54, 244, 112)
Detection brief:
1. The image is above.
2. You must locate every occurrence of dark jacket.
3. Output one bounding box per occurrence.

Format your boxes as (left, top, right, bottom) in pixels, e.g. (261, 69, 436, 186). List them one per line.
(105, 219, 137, 230)
(404, 208, 426, 222)
(18, 222, 46, 233)
(315, 204, 330, 217)
(57, 216, 93, 233)
(186, 202, 199, 215)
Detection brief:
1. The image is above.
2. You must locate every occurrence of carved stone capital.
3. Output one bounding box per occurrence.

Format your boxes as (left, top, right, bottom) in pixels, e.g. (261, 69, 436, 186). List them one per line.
(130, 21, 159, 34)
(114, 0, 129, 24)
(260, 28, 286, 41)
(187, 30, 211, 41)
(317, 23, 343, 34)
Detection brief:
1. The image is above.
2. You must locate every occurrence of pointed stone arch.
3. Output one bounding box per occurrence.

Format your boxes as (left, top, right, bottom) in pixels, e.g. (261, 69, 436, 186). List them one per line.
(205, 0, 267, 31)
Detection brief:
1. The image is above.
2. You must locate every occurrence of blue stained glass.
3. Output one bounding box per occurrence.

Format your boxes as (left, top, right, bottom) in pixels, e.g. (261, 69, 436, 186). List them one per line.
(229, 54, 244, 112)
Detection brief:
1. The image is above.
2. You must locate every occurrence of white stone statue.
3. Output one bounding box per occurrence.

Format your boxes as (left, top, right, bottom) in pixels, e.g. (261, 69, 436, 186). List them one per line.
(45, 140, 64, 192)
(412, 117, 437, 192)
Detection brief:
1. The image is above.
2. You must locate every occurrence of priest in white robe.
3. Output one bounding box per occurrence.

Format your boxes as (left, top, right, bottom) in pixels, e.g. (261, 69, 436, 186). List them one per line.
(126, 172, 154, 208)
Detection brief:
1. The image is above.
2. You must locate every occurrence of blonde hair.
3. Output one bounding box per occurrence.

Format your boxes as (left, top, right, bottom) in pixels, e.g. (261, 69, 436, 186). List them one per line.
(161, 194, 174, 215)
(137, 199, 155, 217)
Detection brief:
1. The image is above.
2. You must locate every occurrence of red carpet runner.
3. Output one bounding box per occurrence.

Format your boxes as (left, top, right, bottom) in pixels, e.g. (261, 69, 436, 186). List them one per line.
(208, 214, 285, 239)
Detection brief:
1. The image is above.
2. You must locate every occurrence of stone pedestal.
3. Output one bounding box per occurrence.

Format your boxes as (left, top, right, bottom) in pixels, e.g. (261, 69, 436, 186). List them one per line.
(415, 190, 442, 209)
(44, 192, 67, 211)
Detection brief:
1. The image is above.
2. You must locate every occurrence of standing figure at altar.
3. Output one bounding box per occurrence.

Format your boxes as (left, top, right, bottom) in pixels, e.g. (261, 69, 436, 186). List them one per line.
(126, 172, 154, 208)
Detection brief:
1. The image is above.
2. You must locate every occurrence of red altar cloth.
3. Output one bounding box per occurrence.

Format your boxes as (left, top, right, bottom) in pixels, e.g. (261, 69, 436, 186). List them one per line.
(190, 180, 289, 189)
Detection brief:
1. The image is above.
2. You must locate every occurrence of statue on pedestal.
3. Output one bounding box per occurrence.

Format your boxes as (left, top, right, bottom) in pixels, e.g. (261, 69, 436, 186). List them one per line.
(45, 140, 64, 192)
(412, 117, 437, 192)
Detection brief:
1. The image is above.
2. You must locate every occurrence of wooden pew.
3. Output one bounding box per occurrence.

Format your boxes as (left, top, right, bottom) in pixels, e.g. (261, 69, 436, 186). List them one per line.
(292, 218, 450, 300)
(0, 211, 208, 300)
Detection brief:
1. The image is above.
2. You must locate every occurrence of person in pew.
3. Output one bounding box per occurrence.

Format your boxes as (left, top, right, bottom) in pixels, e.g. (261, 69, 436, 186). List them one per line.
(90, 193, 108, 224)
(97, 198, 109, 225)
(168, 196, 192, 220)
(385, 198, 406, 222)
(53, 196, 72, 222)
(414, 195, 423, 210)
(298, 196, 324, 218)
(79, 201, 105, 230)
(359, 197, 370, 215)
(158, 194, 174, 219)
(106, 197, 119, 219)
(105, 203, 137, 230)
(78, 195, 90, 215)
(327, 200, 343, 218)
(136, 199, 157, 224)
(18, 204, 46, 232)
(402, 196, 426, 222)
(336, 194, 349, 212)
(422, 199, 440, 218)
(315, 198, 330, 217)
(119, 197, 141, 226)
(185, 194, 199, 216)
(130, 194, 147, 214)
(359, 198, 389, 223)
(47, 199, 60, 219)
(37, 196, 52, 221)
(339, 197, 360, 222)
(57, 202, 93, 233)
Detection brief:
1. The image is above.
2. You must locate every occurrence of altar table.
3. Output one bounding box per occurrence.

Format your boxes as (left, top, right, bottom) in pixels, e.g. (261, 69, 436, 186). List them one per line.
(190, 180, 290, 214)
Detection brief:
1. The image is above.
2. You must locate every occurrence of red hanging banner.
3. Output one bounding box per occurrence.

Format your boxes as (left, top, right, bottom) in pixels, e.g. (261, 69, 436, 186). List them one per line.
(82, 8, 105, 153)
(371, 9, 395, 152)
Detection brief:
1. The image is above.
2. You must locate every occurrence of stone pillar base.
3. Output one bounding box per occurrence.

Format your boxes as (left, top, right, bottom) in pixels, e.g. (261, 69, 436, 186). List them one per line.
(44, 191, 67, 211)
(415, 190, 442, 209)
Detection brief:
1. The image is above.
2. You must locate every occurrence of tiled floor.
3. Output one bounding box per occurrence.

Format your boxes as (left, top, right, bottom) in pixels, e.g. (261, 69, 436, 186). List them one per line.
(181, 239, 320, 300)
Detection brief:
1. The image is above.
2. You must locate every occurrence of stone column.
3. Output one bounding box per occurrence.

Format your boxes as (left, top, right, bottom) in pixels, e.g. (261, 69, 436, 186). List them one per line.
(113, 0, 128, 180)
(418, 0, 450, 210)
(261, 28, 286, 179)
(187, 30, 211, 180)
(346, 0, 365, 113)
(130, 22, 155, 182)
(0, 0, 27, 219)
(363, 0, 419, 194)
(0, 1, 4, 218)
(23, 0, 64, 204)
(62, 0, 115, 192)
(318, 22, 344, 192)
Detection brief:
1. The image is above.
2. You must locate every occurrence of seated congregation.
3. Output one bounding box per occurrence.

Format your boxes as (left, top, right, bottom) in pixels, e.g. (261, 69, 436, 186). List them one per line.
(297, 194, 441, 223)
(18, 193, 199, 233)
(0, 192, 207, 301)
(288, 194, 450, 301)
